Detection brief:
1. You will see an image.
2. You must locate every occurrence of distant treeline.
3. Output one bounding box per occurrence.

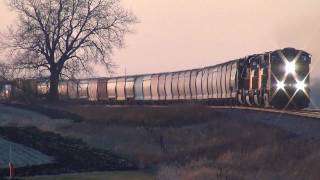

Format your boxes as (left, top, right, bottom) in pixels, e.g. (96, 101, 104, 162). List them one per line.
(311, 77, 320, 108)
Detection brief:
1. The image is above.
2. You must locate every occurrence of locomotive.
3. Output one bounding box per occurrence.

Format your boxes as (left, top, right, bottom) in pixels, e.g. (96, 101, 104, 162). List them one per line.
(0, 47, 311, 109)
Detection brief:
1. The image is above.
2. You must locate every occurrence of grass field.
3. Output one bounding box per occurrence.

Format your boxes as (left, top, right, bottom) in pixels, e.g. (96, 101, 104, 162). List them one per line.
(2, 103, 320, 179)
(25, 171, 154, 180)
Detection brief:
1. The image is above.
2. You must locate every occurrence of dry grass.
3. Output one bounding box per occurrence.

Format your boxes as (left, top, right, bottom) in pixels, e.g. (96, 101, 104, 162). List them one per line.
(46, 103, 224, 126)
(57, 104, 320, 179)
(3, 103, 320, 179)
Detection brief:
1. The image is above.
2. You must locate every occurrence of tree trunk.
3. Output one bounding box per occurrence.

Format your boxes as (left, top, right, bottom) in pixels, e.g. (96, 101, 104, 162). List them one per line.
(48, 71, 59, 102)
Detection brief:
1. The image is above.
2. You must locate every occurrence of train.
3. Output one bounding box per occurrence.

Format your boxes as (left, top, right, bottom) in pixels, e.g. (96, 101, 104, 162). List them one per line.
(0, 47, 311, 109)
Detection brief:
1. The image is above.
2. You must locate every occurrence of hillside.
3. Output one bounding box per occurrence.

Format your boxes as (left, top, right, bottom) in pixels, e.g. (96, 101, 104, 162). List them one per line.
(2, 103, 320, 179)
(0, 137, 52, 169)
(0, 126, 136, 177)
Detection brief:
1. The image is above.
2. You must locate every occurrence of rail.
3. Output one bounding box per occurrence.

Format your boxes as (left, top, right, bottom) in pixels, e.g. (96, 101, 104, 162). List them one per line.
(209, 106, 320, 119)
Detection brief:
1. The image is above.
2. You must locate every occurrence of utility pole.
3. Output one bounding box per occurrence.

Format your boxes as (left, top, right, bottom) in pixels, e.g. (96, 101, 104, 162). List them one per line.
(9, 143, 15, 180)
(124, 67, 127, 97)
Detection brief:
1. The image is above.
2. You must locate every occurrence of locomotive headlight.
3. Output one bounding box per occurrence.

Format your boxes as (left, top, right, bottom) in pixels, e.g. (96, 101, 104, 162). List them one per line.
(276, 81, 285, 90)
(295, 80, 306, 91)
(285, 61, 296, 74)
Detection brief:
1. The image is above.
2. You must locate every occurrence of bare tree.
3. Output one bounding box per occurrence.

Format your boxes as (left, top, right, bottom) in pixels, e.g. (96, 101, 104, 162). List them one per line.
(2, 0, 136, 101)
(0, 63, 18, 81)
(0, 62, 44, 81)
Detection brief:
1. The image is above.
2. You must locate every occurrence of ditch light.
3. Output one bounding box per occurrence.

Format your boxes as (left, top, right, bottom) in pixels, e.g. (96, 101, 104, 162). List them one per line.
(295, 80, 307, 91)
(276, 81, 307, 91)
(276, 81, 285, 90)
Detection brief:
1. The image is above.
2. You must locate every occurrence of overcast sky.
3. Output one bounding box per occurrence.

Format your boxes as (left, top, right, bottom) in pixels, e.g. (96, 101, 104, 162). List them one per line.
(0, 0, 319, 78)
(117, 0, 320, 78)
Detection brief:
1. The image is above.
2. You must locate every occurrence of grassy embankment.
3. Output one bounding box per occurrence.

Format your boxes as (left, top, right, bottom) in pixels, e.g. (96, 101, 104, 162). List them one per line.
(3, 102, 320, 179)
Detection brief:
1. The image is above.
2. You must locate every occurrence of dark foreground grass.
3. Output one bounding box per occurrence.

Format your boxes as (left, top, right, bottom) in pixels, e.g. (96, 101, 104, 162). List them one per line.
(2, 102, 84, 122)
(25, 171, 154, 180)
(0, 127, 136, 177)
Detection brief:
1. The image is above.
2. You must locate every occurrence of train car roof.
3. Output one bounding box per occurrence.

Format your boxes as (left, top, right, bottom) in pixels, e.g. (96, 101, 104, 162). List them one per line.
(9, 47, 310, 83)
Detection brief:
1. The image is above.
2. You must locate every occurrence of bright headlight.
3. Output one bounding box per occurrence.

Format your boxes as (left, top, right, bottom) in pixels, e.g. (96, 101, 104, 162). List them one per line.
(295, 81, 306, 90)
(277, 81, 285, 90)
(285, 62, 296, 74)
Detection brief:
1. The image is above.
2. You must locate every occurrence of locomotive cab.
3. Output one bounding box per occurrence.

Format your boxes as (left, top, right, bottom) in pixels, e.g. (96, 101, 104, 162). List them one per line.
(237, 58, 249, 105)
(269, 48, 311, 109)
(249, 55, 263, 106)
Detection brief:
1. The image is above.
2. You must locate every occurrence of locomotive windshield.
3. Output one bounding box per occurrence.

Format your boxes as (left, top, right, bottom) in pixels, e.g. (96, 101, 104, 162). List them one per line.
(295, 53, 311, 81)
(271, 49, 310, 88)
(271, 53, 285, 82)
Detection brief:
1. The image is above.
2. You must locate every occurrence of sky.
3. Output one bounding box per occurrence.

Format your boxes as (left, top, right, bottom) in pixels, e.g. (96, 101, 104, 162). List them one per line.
(0, 0, 319, 79)
(115, 0, 320, 78)
(1, 0, 319, 106)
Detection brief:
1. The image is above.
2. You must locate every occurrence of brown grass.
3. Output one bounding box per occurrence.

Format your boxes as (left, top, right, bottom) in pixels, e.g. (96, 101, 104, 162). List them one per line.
(47, 103, 224, 126)
(3, 103, 320, 179)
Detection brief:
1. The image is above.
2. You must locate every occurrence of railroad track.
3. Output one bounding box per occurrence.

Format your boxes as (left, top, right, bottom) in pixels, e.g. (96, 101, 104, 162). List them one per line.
(103, 105, 320, 119)
(4, 101, 320, 119)
(210, 106, 320, 119)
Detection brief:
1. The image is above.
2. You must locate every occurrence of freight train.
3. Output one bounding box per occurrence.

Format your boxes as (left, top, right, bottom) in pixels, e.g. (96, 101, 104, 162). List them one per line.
(0, 47, 311, 109)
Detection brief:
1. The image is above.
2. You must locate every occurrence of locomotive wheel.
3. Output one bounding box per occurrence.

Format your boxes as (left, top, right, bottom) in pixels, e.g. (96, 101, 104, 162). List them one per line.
(245, 95, 252, 106)
(263, 94, 270, 108)
(238, 94, 245, 105)
(254, 94, 261, 106)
